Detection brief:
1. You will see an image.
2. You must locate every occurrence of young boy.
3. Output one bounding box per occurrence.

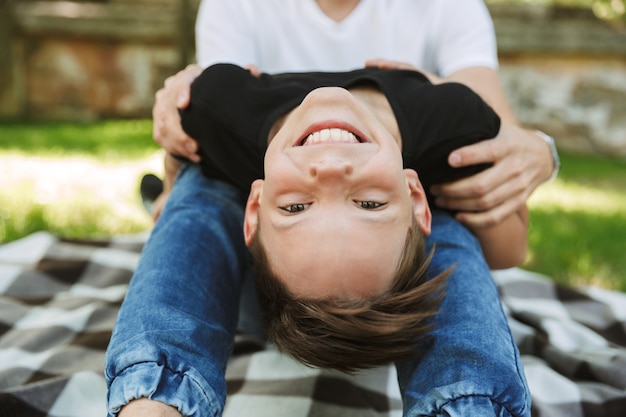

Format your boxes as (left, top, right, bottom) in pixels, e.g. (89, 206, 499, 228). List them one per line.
(178, 64, 528, 371)
(110, 2, 539, 415)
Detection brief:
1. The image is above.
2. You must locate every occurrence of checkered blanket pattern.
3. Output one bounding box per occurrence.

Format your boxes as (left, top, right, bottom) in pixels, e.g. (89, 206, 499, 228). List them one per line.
(1, 232, 625, 417)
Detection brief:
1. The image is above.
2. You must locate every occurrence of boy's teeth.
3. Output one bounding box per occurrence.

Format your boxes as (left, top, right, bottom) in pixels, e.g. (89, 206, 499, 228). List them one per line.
(303, 128, 359, 145)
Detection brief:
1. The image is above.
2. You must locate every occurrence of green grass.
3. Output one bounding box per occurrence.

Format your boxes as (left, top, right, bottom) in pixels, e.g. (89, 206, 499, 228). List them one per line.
(1, 121, 625, 291)
(525, 153, 626, 291)
(0, 120, 158, 243)
(0, 119, 158, 159)
(0, 184, 153, 243)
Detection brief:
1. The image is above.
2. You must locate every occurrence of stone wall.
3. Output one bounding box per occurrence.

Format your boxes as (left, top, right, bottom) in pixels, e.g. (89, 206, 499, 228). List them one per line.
(1, 0, 197, 120)
(500, 56, 626, 156)
(1, 1, 625, 156)
(491, 4, 626, 156)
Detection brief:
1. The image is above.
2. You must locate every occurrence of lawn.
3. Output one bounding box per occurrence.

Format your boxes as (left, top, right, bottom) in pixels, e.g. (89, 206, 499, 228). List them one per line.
(1, 121, 625, 291)
(525, 153, 626, 291)
(0, 120, 160, 243)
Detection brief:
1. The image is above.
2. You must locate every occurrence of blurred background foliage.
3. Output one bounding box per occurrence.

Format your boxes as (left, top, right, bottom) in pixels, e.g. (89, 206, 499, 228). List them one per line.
(487, 0, 626, 23)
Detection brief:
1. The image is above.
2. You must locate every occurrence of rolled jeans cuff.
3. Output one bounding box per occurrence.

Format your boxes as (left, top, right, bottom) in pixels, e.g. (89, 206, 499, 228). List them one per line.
(107, 362, 219, 417)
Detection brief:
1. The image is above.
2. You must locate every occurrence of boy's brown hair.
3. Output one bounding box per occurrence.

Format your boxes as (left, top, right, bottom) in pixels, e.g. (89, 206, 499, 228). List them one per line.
(249, 216, 451, 373)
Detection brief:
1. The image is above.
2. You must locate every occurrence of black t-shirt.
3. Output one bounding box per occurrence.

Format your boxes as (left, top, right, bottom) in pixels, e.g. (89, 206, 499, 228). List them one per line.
(181, 64, 499, 204)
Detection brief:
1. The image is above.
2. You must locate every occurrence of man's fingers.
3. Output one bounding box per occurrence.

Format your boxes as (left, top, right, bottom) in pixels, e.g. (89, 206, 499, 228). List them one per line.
(176, 88, 191, 108)
(433, 167, 528, 211)
(433, 139, 526, 198)
(244, 64, 261, 77)
(455, 196, 525, 229)
(365, 59, 416, 70)
(184, 141, 200, 162)
(166, 134, 199, 162)
(152, 69, 201, 162)
(153, 109, 200, 161)
(430, 123, 553, 229)
(448, 136, 508, 168)
(163, 73, 177, 89)
(431, 163, 510, 200)
(162, 65, 202, 109)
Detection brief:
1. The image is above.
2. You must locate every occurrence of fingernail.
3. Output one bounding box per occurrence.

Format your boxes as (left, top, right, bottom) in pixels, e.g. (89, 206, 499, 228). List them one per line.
(449, 153, 461, 166)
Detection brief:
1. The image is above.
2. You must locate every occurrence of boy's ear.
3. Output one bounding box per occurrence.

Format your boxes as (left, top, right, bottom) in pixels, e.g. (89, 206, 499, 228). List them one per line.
(244, 179, 264, 246)
(404, 169, 431, 236)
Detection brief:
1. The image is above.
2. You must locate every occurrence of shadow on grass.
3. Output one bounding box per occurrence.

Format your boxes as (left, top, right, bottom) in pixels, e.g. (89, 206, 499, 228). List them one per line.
(526, 208, 626, 291)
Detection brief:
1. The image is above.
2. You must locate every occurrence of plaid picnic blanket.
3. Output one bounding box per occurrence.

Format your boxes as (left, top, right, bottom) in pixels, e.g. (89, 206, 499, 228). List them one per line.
(1, 232, 625, 417)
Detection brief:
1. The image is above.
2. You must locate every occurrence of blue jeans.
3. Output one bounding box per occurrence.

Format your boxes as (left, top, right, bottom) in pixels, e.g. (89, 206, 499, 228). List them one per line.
(105, 164, 530, 417)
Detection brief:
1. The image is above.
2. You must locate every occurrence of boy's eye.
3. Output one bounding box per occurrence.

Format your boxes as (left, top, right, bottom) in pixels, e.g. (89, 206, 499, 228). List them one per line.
(357, 201, 386, 210)
(280, 203, 310, 213)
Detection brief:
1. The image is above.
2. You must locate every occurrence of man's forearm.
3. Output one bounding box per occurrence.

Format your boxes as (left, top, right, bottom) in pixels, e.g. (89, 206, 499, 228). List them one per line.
(163, 153, 183, 194)
(470, 205, 529, 270)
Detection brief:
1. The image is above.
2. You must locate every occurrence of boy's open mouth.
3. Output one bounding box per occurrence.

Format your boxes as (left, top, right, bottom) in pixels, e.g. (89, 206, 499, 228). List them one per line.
(295, 123, 368, 147)
(300, 128, 363, 146)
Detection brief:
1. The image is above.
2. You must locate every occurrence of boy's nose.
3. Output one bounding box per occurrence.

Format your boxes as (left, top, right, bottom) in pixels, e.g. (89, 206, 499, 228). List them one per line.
(309, 158, 354, 179)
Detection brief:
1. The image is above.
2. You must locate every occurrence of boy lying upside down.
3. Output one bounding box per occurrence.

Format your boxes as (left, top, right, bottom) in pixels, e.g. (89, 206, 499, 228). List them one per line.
(176, 64, 528, 371)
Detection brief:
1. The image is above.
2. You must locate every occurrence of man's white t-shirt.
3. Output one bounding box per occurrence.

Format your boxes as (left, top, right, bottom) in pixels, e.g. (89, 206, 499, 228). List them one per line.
(195, 0, 498, 76)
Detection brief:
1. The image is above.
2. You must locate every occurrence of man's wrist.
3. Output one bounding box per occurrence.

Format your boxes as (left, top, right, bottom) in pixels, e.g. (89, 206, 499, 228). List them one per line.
(534, 130, 560, 183)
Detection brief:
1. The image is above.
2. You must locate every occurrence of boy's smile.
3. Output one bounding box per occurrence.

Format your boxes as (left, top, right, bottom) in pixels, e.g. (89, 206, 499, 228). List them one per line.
(298, 127, 362, 146)
(244, 86, 431, 299)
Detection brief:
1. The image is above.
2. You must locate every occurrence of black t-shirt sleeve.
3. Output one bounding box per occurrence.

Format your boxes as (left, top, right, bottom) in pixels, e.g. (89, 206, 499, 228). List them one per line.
(388, 78, 500, 202)
(180, 64, 270, 192)
(179, 64, 336, 192)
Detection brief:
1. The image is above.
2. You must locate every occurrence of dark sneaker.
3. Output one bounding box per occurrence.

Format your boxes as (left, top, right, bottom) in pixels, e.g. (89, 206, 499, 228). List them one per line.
(140, 173, 163, 214)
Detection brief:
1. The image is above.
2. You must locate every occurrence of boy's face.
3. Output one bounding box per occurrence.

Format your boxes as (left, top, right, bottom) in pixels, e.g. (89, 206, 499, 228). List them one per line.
(244, 86, 431, 299)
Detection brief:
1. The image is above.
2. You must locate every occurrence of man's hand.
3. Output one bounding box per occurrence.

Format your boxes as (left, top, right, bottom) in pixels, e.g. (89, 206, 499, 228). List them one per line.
(149, 64, 260, 222)
(366, 63, 554, 229)
(244, 64, 261, 77)
(153, 64, 204, 162)
(119, 398, 182, 417)
(430, 124, 554, 228)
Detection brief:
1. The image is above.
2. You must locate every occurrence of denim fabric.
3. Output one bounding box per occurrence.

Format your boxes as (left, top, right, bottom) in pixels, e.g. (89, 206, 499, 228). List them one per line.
(397, 211, 531, 416)
(105, 163, 530, 417)
(105, 164, 249, 417)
